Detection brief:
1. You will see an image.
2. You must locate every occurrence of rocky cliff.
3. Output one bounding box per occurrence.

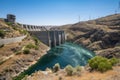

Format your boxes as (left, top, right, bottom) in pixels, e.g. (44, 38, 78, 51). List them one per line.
(60, 14, 120, 58)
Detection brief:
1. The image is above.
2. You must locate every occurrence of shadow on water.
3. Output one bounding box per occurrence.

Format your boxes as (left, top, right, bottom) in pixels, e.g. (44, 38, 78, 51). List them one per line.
(13, 42, 95, 80)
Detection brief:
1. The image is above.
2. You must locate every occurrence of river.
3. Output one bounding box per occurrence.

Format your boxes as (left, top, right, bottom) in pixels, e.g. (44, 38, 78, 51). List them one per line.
(14, 42, 95, 79)
(26, 42, 95, 74)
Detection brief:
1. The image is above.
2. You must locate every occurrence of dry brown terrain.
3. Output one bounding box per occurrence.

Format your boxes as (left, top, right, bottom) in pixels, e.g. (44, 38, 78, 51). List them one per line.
(0, 20, 49, 80)
(26, 66, 120, 80)
(59, 14, 120, 58)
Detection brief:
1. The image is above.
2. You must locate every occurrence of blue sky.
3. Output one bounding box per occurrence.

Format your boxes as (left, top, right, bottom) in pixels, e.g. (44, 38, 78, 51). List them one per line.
(0, 0, 120, 25)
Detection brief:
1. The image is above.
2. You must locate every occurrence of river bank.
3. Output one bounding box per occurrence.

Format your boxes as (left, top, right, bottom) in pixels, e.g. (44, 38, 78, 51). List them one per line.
(13, 42, 95, 80)
(0, 39, 49, 80)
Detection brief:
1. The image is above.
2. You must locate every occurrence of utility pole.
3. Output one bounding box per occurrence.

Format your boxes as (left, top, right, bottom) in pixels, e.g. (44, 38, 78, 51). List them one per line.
(118, 1, 120, 12)
(89, 15, 91, 20)
(116, 1, 120, 14)
(78, 16, 80, 22)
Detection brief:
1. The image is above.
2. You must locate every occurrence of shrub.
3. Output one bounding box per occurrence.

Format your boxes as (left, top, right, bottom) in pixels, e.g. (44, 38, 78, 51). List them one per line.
(6, 22, 12, 26)
(65, 65, 74, 76)
(26, 43, 35, 49)
(23, 49, 30, 54)
(0, 30, 5, 38)
(76, 66, 82, 72)
(72, 66, 82, 76)
(19, 30, 28, 35)
(32, 36, 40, 45)
(98, 61, 112, 72)
(26, 43, 38, 50)
(0, 44, 4, 48)
(109, 58, 119, 66)
(53, 63, 60, 72)
(34, 45, 39, 50)
(88, 56, 112, 72)
(15, 51, 22, 55)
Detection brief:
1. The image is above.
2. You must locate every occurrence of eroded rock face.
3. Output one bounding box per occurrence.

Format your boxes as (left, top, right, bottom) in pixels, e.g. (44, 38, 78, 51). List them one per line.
(61, 14, 120, 58)
(96, 47, 120, 58)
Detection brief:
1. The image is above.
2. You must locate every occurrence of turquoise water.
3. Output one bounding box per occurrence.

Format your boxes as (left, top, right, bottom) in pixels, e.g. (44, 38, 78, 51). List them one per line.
(25, 42, 95, 75)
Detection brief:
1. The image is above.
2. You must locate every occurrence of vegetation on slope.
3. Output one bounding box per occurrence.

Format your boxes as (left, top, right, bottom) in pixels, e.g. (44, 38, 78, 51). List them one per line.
(0, 20, 49, 80)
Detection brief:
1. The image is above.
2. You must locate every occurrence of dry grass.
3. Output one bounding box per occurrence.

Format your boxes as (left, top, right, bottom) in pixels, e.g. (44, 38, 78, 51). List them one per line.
(26, 66, 120, 80)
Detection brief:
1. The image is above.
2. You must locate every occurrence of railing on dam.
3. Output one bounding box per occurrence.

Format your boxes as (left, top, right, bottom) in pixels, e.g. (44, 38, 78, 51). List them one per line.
(20, 24, 66, 47)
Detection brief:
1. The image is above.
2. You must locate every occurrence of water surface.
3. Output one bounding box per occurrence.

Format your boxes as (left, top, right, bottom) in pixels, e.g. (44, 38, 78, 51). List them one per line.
(27, 42, 95, 74)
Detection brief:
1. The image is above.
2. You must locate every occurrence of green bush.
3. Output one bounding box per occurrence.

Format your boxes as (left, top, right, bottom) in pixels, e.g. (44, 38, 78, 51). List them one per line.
(6, 22, 12, 26)
(34, 45, 39, 50)
(19, 30, 28, 35)
(23, 49, 30, 54)
(25, 43, 38, 50)
(88, 56, 112, 72)
(53, 63, 60, 72)
(98, 61, 112, 72)
(0, 30, 5, 38)
(32, 36, 40, 45)
(65, 65, 74, 76)
(26, 43, 35, 49)
(109, 58, 119, 66)
(15, 51, 22, 55)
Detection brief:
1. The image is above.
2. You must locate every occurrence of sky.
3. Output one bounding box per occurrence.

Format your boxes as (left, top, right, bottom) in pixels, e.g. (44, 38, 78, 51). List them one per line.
(0, 0, 120, 25)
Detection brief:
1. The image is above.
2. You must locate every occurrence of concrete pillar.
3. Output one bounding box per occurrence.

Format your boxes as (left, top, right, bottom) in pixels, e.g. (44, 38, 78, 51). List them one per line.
(55, 31, 60, 46)
(61, 31, 65, 44)
(36, 26, 38, 31)
(49, 31, 56, 47)
(27, 25, 30, 31)
(32, 26, 34, 31)
(59, 31, 62, 45)
(30, 26, 32, 31)
(26, 25, 29, 31)
(23, 24, 26, 30)
(48, 31, 51, 47)
(32, 25, 34, 31)
(53, 31, 57, 47)
(35, 26, 37, 31)
(21, 24, 24, 28)
(39, 27, 42, 31)
(34, 26, 36, 31)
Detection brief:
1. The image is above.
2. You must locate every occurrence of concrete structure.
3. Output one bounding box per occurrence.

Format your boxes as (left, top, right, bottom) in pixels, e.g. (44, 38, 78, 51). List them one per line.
(21, 24, 65, 47)
(7, 14, 16, 23)
(1, 14, 16, 23)
(21, 24, 47, 31)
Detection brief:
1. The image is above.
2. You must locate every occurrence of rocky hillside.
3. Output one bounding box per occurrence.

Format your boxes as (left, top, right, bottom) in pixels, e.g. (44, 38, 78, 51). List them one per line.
(0, 20, 49, 80)
(0, 19, 27, 38)
(60, 14, 120, 58)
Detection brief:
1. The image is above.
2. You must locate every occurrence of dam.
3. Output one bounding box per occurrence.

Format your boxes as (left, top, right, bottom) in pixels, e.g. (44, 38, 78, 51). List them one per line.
(21, 24, 66, 47)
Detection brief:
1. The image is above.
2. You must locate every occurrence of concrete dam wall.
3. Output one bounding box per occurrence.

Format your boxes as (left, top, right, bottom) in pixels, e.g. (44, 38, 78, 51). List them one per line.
(21, 24, 66, 47)
(30, 30, 65, 47)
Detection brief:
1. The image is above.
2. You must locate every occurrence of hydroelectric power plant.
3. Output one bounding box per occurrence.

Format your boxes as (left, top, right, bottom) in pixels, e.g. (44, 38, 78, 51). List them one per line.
(1, 14, 95, 79)
(21, 24, 66, 47)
